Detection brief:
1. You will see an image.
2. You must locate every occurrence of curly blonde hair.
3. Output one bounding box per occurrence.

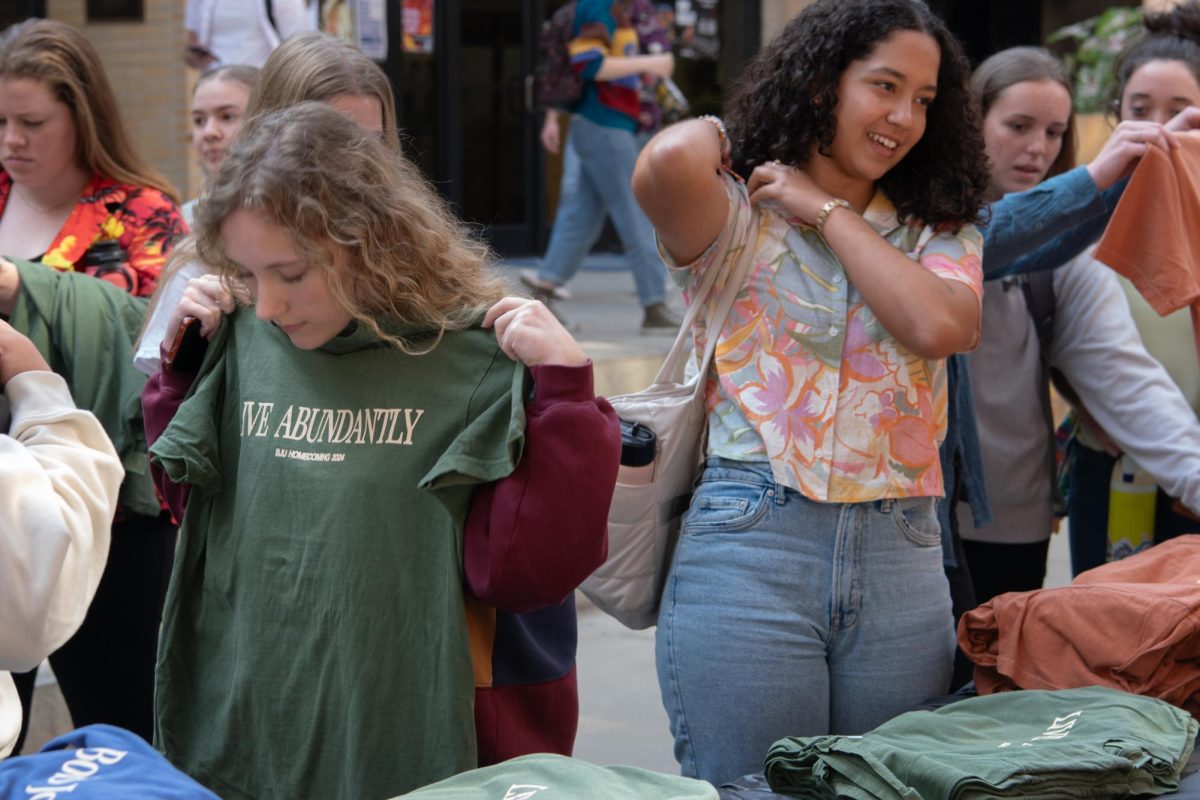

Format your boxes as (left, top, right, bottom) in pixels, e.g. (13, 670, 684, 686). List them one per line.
(144, 35, 406, 342)
(193, 102, 505, 353)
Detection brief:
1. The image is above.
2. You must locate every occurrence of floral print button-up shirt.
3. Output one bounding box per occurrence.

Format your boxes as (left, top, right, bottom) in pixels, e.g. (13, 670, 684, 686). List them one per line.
(0, 172, 185, 298)
(673, 175, 984, 502)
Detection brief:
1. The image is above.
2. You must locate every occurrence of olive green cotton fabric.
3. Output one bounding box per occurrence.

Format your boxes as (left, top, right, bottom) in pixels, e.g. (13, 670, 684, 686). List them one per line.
(394, 754, 719, 799)
(150, 309, 526, 800)
(8, 258, 158, 515)
(764, 686, 1196, 800)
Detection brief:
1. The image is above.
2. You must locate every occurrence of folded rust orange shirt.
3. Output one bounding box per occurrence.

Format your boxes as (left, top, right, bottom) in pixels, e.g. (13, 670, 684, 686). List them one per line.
(958, 536, 1200, 716)
(1095, 136, 1200, 364)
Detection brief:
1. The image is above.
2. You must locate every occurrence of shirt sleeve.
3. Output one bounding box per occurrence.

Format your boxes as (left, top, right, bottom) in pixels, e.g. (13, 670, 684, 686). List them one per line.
(979, 166, 1119, 280)
(0, 371, 119, 673)
(916, 223, 984, 299)
(462, 362, 620, 612)
(420, 347, 527, 501)
(133, 261, 208, 376)
(569, 1, 616, 81)
(1050, 248, 1200, 516)
(184, 0, 206, 34)
(661, 173, 750, 298)
(117, 187, 188, 298)
(147, 322, 228, 495)
(141, 348, 202, 521)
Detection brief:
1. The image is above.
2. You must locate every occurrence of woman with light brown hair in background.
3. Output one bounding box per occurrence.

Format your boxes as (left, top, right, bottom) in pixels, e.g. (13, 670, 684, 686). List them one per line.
(0, 16, 185, 754)
(248, 30, 400, 147)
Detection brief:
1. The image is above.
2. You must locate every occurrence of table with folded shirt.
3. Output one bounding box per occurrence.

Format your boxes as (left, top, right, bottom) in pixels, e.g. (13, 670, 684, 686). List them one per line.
(720, 537, 1200, 800)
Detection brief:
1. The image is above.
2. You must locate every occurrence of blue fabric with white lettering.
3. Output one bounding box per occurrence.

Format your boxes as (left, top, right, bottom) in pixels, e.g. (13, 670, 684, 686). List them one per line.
(0, 724, 218, 799)
(764, 686, 1197, 799)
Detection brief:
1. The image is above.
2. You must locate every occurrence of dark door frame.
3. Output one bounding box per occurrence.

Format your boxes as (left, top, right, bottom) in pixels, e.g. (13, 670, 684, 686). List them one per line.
(381, 0, 760, 259)
(1, 0, 47, 28)
(428, 0, 546, 257)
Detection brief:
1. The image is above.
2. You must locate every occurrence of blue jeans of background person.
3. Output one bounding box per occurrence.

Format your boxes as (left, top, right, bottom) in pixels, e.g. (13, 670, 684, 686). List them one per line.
(655, 458, 954, 785)
(537, 115, 666, 308)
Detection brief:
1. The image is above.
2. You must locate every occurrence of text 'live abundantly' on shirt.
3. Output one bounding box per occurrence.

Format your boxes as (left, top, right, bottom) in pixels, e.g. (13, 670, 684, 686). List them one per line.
(149, 308, 526, 800)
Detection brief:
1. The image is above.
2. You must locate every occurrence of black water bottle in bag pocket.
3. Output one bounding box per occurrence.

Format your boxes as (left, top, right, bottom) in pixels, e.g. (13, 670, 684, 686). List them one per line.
(619, 419, 656, 485)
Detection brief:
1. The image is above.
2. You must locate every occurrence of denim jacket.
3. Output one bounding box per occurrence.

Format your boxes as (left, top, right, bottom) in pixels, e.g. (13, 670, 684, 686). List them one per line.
(938, 166, 1126, 563)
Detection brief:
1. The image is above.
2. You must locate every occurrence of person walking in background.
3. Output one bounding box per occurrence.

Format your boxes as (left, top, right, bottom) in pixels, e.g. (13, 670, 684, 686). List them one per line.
(528, 0, 674, 313)
(184, 0, 316, 69)
(0, 17, 184, 753)
(0, 320, 121, 758)
(633, 0, 989, 783)
(526, 0, 679, 332)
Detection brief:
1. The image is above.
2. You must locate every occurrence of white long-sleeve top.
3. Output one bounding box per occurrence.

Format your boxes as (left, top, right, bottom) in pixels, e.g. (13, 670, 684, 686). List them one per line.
(185, 0, 314, 67)
(961, 245, 1200, 544)
(0, 371, 120, 757)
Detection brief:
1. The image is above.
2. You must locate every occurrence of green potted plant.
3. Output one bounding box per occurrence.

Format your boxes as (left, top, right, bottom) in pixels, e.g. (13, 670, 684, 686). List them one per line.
(1048, 6, 1144, 160)
(1048, 6, 1144, 112)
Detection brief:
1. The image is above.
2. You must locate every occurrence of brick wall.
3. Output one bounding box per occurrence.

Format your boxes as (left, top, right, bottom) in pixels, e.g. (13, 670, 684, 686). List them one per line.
(760, 0, 817, 46)
(45, 0, 192, 199)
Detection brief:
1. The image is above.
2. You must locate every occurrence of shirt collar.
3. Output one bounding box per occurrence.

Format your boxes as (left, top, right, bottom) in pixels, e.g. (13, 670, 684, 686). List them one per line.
(861, 190, 902, 235)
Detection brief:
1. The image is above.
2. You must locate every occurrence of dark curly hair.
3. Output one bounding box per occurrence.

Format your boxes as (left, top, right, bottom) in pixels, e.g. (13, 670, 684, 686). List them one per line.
(724, 0, 989, 229)
(1113, 0, 1200, 114)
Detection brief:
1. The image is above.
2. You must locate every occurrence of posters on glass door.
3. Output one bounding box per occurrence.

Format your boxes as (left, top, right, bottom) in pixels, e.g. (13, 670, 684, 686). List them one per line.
(402, 0, 435, 54)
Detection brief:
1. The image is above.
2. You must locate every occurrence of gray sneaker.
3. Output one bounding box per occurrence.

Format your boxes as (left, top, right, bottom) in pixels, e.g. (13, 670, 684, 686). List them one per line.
(641, 302, 682, 333)
(519, 269, 571, 300)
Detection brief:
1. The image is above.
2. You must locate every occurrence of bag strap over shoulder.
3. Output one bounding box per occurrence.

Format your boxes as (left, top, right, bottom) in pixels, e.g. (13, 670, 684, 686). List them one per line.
(655, 182, 755, 387)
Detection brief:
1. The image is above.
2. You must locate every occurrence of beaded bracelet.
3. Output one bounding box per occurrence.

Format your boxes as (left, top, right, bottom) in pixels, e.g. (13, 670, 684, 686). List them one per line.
(697, 114, 733, 171)
(697, 114, 726, 145)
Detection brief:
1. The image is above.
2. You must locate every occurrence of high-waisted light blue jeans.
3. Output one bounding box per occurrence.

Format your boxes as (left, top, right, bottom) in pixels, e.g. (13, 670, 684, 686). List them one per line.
(537, 115, 666, 308)
(655, 458, 954, 785)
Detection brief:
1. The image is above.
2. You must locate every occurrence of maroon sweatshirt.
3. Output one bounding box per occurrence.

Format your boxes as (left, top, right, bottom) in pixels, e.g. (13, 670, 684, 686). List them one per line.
(142, 346, 620, 767)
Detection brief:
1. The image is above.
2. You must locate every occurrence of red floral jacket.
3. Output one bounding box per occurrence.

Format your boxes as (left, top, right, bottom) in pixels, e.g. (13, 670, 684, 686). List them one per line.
(0, 172, 187, 297)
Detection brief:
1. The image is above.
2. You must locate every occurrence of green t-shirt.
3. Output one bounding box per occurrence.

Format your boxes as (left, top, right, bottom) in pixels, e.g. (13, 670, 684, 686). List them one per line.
(150, 308, 526, 800)
(765, 686, 1197, 800)
(393, 754, 719, 799)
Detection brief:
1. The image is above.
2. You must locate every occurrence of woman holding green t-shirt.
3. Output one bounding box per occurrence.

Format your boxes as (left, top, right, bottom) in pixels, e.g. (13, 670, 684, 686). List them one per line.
(141, 103, 619, 799)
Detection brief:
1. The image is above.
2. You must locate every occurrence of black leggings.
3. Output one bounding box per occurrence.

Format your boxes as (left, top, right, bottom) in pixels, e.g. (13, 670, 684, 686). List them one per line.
(959, 537, 1050, 607)
(9, 512, 176, 754)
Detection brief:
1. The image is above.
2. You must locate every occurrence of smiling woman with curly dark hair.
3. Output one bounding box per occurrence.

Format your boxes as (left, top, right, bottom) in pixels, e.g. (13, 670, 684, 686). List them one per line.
(725, 0, 990, 228)
(632, 0, 990, 785)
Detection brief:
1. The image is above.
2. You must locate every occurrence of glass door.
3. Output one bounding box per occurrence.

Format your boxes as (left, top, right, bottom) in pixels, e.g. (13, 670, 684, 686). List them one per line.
(455, 0, 546, 257)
